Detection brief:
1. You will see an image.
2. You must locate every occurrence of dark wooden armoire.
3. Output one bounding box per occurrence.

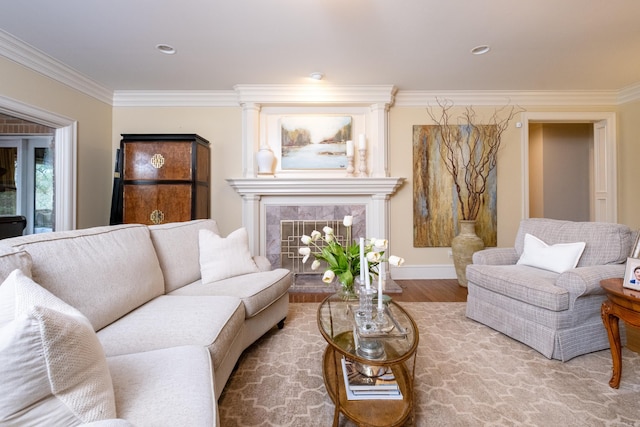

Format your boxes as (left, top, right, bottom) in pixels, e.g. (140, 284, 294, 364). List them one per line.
(118, 134, 210, 225)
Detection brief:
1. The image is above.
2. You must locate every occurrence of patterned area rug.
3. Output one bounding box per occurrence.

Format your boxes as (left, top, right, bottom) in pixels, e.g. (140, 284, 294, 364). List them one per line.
(218, 302, 640, 426)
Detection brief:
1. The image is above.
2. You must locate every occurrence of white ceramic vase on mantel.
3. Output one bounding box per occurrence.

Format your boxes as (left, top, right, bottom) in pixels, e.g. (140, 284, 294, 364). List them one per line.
(256, 145, 276, 175)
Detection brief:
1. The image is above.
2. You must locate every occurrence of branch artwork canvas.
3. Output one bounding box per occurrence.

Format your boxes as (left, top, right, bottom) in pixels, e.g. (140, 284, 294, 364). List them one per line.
(280, 116, 352, 170)
(413, 125, 497, 247)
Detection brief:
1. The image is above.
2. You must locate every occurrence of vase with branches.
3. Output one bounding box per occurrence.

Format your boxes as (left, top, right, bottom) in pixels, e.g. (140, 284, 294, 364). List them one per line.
(426, 98, 524, 286)
(427, 98, 523, 221)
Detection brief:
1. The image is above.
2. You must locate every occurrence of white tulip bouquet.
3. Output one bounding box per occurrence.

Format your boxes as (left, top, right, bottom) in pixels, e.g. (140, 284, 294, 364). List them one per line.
(298, 215, 405, 295)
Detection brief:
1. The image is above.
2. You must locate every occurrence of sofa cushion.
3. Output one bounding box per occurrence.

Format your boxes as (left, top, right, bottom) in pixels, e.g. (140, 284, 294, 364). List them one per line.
(514, 218, 633, 267)
(0, 245, 32, 282)
(517, 233, 586, 273)
(149, 219, 220, 293)
(0, 270, 116, 425)
(107, 346, 216, 426)
(199, 227, 259, 283)
(97, 295, 245, 371)
(2, 224, 165, 331)
(466, 263, 570, 311)
(169, 268, 292, 317)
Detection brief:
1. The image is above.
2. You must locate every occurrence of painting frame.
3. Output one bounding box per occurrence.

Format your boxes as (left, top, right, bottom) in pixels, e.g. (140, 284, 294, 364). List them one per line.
(623, 257, 640, 291)
(279, 115, 352, 170)
(412, 124, 497, 248)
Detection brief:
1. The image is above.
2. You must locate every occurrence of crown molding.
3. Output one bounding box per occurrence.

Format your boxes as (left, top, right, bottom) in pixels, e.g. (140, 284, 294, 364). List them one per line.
(112, 90, 239, 107)
(233, 84, 397, 106)
(393, 90, 621, 107)
(618, 82, 640, 105)
(0, 30, 113, 105)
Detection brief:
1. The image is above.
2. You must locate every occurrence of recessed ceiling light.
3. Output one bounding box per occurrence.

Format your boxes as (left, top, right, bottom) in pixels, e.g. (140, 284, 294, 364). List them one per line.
(309, 72, 324, 81)
(470, 45, 491, 55)
(156, 44, 176, 55)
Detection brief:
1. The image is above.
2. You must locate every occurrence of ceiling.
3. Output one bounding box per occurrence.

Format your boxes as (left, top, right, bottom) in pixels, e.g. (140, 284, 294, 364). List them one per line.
(0, 0, 639, 93)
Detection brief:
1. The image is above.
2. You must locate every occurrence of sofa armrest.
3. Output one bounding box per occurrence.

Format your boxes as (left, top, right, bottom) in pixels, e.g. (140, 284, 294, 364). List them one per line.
(556, 264, 626, 299)
(253, 255, 272, 272)
(472, 247, 519, 265)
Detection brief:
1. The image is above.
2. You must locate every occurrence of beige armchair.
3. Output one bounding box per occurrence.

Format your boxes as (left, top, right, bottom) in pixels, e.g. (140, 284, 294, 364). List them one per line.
(465, 218, 634, 361)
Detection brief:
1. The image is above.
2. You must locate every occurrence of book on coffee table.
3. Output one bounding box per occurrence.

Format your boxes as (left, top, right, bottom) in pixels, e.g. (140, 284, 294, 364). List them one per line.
(341, 357, 403, 400)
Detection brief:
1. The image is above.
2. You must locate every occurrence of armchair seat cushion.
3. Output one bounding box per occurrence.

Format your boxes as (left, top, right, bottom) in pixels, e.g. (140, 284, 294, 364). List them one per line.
(466, 264, 568, 311)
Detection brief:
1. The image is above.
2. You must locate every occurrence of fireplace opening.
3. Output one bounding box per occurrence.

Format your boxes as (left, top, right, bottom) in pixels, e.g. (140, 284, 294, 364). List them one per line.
(280, 219, 351, 275)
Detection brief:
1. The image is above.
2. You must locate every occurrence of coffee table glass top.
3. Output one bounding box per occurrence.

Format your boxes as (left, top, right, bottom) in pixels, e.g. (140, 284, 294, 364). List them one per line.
(317, 293, 418, 363)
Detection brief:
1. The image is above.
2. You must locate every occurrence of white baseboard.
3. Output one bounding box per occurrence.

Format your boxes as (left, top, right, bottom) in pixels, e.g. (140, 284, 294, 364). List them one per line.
(390, 264, 457, 280)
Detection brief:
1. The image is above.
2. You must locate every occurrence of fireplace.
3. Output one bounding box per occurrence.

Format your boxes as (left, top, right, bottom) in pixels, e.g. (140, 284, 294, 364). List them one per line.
(227, 177, 405, 290)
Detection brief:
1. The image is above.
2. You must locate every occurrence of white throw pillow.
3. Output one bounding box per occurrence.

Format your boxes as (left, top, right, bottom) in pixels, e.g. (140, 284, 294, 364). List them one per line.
(0, 269, 116, 425)
(517, 233, 586, 273)
(199, 227, 259, 283)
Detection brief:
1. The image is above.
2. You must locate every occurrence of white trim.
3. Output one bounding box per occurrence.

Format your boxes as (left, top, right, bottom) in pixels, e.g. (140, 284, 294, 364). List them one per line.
(0, 29, 112, 105)
(520, 111, 617, 223)
(394, 90, 620, 107)
(618, 82, 640, 105)
(234, 84, 397, 106)
(390, 264, 457, 280)
(0, 94, 77, 231)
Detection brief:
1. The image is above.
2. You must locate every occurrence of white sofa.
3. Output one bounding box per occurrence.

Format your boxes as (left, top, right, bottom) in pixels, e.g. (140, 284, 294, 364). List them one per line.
(0, 219, 292, 426)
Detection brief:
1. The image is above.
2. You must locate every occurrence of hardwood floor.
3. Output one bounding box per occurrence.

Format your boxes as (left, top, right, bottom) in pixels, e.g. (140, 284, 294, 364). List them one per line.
(289, 279, 468, 303)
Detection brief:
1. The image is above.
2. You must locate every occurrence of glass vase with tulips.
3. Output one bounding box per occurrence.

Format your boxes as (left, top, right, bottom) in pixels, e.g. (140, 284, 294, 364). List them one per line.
(298, 215, 405, 297)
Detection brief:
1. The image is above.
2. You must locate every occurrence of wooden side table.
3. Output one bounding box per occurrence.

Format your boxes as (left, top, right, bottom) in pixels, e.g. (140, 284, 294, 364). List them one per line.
(600, 278, 640, 388)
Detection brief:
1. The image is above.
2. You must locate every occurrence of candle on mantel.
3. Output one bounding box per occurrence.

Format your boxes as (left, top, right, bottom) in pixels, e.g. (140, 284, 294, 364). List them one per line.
(346, 140, 354, 157)
(378, 261, 384, 310)
(358, 134, 366, 150)
(364, 258, 370, 290)
(360, 238, 365, 284)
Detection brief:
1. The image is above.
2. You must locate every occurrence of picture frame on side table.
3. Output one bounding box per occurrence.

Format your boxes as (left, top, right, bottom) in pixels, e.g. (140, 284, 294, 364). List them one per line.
(623, 257, 640, 291)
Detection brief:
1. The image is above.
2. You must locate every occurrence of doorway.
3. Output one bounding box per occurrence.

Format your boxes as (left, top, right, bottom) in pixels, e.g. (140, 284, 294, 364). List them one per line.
(521, 112, 617, 223)
(0, 136, 54, 234)
(0, 95, 77, 232)
(528, 123, 593, 221)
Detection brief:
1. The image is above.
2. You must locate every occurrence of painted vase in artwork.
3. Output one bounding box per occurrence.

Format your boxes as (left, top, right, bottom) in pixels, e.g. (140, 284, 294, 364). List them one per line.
(451, 220, 485, 287)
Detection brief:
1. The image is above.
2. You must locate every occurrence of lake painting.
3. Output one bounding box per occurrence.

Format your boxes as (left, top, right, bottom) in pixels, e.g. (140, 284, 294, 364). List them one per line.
(280, 116, 352, 169)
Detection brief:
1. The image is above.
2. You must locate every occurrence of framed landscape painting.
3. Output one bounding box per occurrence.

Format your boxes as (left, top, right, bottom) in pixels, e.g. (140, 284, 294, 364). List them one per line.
(280, 116, 352, 170)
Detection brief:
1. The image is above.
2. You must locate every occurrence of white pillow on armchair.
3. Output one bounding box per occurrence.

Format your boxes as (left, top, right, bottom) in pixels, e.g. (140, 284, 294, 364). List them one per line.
(516, 233, 586, 273)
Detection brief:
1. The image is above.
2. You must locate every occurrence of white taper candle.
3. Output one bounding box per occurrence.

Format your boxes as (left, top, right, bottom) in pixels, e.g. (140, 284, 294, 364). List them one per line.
(378, 262, 384, 309)
(364, 258, 370, 289)
(360, 237, 365, 284)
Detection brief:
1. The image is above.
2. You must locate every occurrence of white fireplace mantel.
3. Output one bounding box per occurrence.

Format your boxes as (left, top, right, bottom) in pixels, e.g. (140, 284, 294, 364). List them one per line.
(227, 177, 405, 254)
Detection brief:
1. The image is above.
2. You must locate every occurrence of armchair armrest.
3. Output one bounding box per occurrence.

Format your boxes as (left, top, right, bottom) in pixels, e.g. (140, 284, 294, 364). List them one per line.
(472, 247, 519, 266)
(556, 264, 626, 299)
(253, 255, 273, 272)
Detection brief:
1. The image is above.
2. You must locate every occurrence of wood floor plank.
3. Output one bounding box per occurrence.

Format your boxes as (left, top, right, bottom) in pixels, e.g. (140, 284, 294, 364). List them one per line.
(288, 279, 467, 303)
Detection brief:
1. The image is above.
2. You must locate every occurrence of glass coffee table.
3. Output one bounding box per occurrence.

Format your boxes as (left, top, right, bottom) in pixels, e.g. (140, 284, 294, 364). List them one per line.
(317, 293, 419, 427)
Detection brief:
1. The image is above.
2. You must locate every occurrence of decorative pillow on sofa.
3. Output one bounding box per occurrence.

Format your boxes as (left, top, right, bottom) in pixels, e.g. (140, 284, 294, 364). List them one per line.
(0, 269, 117, 425)
(516, 233, 586, 273)
(199, 227, 259, 283)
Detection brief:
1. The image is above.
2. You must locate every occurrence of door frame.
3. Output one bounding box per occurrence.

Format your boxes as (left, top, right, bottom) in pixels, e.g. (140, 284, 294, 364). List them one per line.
(520, 111, 617, 223)
(0, 95, 77, 231)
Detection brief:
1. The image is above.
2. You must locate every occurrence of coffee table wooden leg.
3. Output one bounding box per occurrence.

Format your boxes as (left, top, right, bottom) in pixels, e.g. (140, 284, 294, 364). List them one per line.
(601, 301, 622, 388)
